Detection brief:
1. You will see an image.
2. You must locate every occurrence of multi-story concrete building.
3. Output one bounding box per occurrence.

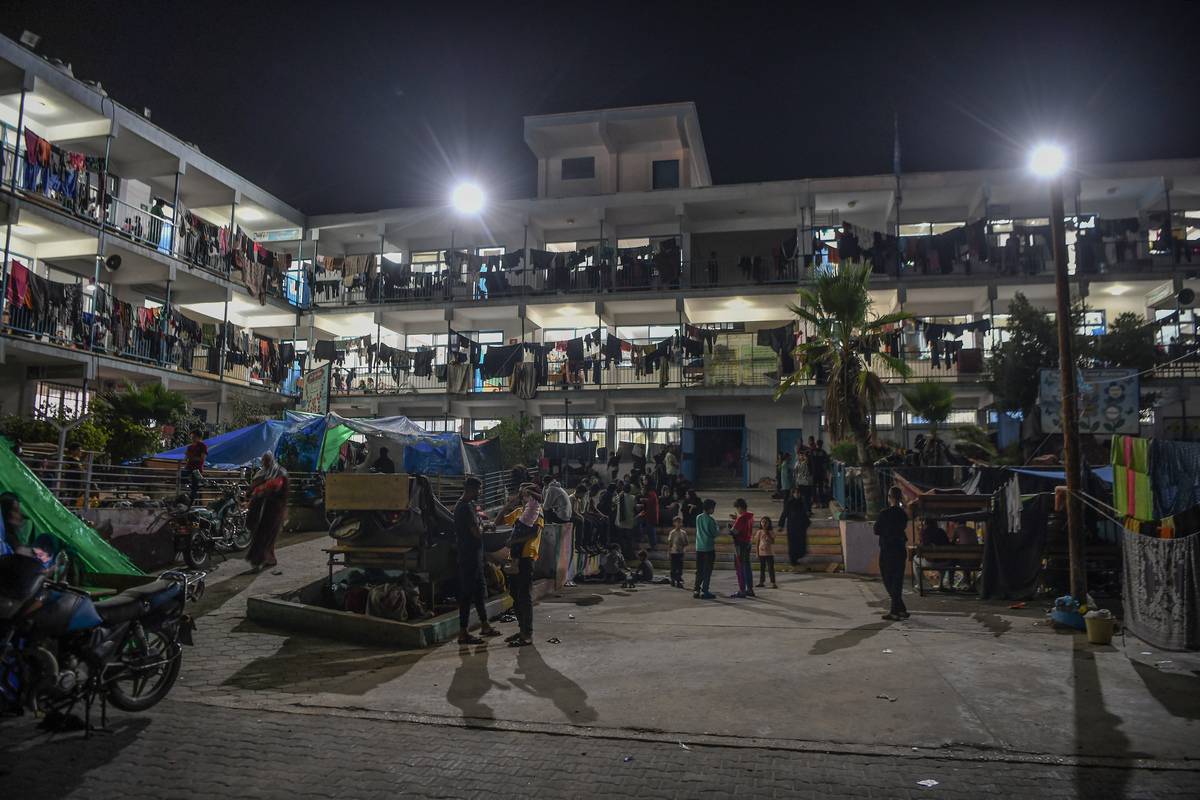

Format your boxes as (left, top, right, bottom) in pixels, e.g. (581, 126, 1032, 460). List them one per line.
(2, 33, 1198, 484)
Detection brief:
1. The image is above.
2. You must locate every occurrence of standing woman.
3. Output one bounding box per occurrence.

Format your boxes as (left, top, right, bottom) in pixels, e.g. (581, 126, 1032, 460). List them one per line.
(779, 485, 811, 566)
(874, 486, 910, 620)
(777, 451, 794, 498)
(246, 452, 289, 573)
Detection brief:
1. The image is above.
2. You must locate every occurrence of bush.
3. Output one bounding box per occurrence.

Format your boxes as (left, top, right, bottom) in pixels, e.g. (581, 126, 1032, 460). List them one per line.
(830, 440, 860, 466)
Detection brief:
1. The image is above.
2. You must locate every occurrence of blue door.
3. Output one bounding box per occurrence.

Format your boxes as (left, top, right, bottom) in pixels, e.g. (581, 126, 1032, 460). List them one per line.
(681, 424, 696, 483)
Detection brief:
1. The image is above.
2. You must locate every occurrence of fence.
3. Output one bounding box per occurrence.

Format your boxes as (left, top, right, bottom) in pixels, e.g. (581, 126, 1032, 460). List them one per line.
(830, 461, 867, 515)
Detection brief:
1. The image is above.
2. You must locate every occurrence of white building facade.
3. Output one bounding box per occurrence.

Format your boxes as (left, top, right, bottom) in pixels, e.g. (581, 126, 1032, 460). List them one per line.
(2, 34, 1198, 484)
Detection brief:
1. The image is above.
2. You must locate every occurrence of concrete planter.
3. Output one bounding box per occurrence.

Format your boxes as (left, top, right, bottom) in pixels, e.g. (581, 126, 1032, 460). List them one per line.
(246, 573, 556, 649)
(839, 519, 879, 575)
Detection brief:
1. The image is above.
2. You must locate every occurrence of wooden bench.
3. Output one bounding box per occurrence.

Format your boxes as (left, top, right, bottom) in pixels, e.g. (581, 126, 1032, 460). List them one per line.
(910, 544, 985, 596)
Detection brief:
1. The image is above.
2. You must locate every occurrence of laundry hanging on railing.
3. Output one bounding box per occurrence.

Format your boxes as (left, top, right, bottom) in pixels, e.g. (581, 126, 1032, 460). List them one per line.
(913, 318, 992, 341)
(17, 127, 106, 218)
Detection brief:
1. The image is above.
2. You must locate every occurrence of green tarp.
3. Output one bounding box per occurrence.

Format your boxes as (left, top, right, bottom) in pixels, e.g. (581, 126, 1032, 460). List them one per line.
(0, 438, 141, 576)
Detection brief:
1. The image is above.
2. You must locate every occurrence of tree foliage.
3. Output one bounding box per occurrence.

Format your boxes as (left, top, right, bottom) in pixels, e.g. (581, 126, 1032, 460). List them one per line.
(486, 416, 545, 468)
(985, 294, 1088, 415)
(777, 260, 910, 514)
(91, 381, 189, 463)
(1095, 312, 1157, 372)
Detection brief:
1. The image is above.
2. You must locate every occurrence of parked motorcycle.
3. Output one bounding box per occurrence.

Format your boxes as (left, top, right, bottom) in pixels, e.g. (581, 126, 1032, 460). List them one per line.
(0, 551, 204, 731)
(165, 481, 250, 569)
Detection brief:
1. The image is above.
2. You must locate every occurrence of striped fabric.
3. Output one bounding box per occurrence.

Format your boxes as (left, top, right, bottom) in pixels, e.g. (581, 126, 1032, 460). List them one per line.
(1112, 435, 1154, 522)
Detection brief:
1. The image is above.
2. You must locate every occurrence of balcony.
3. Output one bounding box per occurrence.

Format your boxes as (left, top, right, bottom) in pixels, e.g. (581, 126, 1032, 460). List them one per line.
(1, 261, 296, 395)
(2, 124, 303, 309)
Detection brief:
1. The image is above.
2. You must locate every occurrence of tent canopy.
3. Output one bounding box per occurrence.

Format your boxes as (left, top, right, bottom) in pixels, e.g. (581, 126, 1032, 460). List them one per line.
(0, 437, 141, 576)
(155, 413, 498, 477)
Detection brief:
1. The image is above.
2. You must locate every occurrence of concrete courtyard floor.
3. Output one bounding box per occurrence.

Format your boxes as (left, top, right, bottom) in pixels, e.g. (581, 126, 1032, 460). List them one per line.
(3, 524, 1200, 798)
(176, 535, 1200, 765)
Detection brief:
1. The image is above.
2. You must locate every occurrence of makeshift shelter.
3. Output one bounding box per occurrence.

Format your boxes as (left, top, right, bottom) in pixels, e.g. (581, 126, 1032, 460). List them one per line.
(1111, 435, 1200, 650)
(0, 437, 141, 576)
(154, 411, 324, 470)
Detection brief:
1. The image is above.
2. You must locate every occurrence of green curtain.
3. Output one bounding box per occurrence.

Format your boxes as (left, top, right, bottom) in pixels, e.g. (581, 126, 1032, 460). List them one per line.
(0, 437, 141, 575)
(319, 424, 355, 471)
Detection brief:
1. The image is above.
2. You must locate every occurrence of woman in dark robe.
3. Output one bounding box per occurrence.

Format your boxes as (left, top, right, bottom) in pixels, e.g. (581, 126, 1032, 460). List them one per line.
(779, 485, 811, 565)
(246, 452, 289, 573)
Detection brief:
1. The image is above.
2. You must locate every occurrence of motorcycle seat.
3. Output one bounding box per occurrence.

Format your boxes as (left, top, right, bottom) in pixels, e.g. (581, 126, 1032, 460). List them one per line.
(94, 594, 146, 624)
(94, 580, 181, 623)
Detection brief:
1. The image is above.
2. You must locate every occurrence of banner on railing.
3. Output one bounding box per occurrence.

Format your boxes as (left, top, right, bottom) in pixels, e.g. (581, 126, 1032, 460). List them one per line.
(1038, 368, 1140, 434)
(300, 363, 332, 414)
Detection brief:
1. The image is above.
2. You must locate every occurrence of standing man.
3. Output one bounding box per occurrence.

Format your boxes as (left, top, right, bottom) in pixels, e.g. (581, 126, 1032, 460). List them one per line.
(615, 481, 639, 557)
(184, 430, 207, 503)
(874, 486, 910, 620)
(692, 498, 718, 599)
(454, 477, 501, 645)
(811, 440, 829, 507)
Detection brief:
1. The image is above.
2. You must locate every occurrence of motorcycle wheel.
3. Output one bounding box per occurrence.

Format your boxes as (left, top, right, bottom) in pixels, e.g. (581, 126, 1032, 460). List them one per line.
(226, 513, 252, 551)
(183, 532, 211, 570)
(106, 630, 182, 712)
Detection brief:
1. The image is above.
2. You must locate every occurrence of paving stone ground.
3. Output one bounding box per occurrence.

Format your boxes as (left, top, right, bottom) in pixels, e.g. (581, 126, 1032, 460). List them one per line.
(2, 525, 1199, 799)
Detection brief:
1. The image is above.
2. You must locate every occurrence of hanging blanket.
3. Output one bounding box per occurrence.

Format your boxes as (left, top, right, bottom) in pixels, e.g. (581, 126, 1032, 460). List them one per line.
(1122, 529, 1200, 650)
(1111, 436, 1153, 522)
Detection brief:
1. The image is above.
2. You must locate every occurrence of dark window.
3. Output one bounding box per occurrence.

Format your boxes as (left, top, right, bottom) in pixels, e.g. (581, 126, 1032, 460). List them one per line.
(561, 157, 595, 180)
(652, 159, 680, 190)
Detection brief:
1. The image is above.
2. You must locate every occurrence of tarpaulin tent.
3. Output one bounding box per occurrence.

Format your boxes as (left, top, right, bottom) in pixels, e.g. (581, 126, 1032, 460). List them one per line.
(323, 413, 475, 476)
(0, 437, 141, 576)
(156, 413, 499, 478)
(153, 412, 330, 472)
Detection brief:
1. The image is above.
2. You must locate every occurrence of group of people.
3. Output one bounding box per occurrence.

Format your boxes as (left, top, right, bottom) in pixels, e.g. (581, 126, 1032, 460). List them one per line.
(776, 437, 830, 509)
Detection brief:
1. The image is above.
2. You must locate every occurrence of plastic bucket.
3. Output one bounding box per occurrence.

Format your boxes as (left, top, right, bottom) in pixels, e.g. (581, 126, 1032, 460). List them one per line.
(1085, 616, 1115, 645)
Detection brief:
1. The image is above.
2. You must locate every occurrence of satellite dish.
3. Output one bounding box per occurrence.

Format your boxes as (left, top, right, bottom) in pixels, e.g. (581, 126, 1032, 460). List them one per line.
(104, 254, 122, 272)
(1177, 288, 1195, 306)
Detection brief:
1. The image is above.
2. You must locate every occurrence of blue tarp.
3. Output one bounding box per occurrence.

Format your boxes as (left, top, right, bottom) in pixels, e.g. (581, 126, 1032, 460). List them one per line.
(154, 412, 478, 476)
(154, 411, 323, 470)
(1010, 466, 1113, 484)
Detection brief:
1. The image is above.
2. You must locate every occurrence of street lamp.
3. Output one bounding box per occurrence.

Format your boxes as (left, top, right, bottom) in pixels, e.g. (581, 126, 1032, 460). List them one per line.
(450, 182, 485, 216)
(1029, 142, 1086, 600)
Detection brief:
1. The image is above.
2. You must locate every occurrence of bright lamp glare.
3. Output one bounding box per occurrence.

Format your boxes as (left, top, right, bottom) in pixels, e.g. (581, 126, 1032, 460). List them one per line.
(451, 183, 485, 214)
(1029, 144, 1067, 177)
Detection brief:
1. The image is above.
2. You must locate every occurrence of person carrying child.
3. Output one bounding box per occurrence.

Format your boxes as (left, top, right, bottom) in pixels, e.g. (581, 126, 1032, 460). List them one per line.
(499, 483, 544, 647)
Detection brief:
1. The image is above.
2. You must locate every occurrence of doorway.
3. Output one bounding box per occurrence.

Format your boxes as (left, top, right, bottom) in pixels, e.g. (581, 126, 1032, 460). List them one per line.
(692, 414, 747, 487)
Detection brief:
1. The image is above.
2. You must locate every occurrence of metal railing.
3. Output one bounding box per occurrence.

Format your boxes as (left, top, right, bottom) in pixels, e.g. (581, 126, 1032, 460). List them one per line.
(830, 461, 867, 515)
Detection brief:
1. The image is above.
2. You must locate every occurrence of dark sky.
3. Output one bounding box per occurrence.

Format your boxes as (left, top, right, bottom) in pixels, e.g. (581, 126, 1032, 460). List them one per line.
(7, 0, 1199, 215)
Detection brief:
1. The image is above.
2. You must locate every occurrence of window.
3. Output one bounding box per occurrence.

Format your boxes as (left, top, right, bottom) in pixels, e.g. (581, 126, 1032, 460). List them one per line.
(616, 415, 682, 447)
(543, 415, 607, 452)
(652, 159, 680, 190)
(470, 419, 501, 439)
(561, 157, 595, 181)
(1077, 310, 1106, 337)
(411, 250, 444, 276)
(409, 418, 462, 433)
(903, 410, 979, 426)
(819, 412, 892, 430)
(34, 382, 89, 419)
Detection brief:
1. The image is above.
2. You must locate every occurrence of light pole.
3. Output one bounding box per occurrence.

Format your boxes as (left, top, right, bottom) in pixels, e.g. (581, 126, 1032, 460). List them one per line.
(1030, 143, 1086, 600)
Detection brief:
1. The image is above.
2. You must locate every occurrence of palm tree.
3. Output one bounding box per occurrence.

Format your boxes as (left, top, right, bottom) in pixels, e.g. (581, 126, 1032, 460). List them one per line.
(776, 261, 910, 514)
(901, 382, 954, 464)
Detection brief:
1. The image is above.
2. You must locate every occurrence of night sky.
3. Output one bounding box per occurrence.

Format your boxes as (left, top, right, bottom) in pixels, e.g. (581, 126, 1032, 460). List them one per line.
(6, 1, 1199, 215)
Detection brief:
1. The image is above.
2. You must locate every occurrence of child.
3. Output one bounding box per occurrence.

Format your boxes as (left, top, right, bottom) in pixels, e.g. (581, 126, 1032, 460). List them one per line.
(627, 549, 653, 588)
(601, 542, 627, 583)
(692, 499, 718, 599)
(729, 498, 755, 598)
(755, 516, 778, 589)
(667, 515, 688, 588)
